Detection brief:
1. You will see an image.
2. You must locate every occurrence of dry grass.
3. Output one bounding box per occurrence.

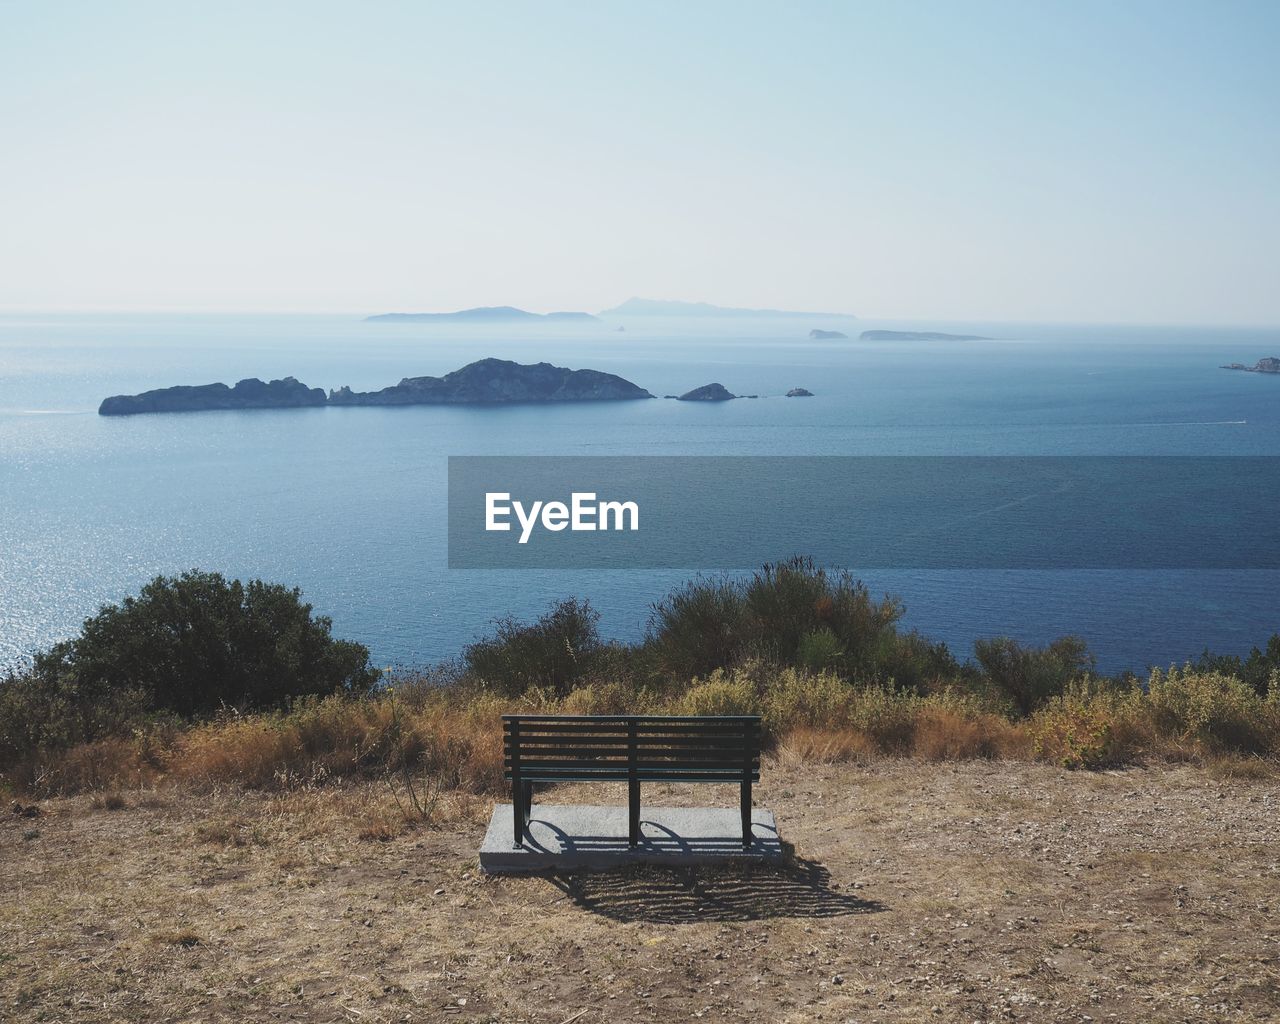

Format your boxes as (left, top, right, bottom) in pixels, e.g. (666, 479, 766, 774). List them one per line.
(3, 759, 1278, 1023)
(6, 666, 1280, 802)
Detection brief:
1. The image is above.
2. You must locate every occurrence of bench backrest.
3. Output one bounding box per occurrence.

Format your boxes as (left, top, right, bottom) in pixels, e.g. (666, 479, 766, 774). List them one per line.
(503, 715, 761, 783)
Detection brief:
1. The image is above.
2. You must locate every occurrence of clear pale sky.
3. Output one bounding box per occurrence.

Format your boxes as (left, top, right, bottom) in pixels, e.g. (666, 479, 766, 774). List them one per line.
(2, 0, 1277, 322)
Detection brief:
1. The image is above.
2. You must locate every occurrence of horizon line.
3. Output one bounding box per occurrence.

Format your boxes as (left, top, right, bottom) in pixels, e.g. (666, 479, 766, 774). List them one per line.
(1, 306, 1278, 331)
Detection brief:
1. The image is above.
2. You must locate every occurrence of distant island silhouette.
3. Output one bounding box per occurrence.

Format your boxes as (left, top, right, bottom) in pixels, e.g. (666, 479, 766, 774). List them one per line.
(366, 298, 860, 321)
(366, 306, 598, 323)
(601, 297, 857, 319)
(859, 330, 991, 341)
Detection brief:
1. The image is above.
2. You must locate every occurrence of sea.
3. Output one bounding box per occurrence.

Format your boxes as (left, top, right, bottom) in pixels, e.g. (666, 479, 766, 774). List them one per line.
(2, 313, 1277, 674)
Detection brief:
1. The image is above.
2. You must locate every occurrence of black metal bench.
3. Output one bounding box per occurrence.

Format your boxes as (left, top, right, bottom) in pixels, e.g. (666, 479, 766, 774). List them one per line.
(502, 714, 762, 850)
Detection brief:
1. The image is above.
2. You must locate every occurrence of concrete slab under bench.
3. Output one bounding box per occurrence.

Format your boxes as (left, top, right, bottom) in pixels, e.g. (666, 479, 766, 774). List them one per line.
(479, 804, 782, 873)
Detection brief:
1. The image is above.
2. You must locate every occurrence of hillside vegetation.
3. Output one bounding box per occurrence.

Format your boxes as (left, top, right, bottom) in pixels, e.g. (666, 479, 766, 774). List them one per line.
(2, 558, 1278, 801)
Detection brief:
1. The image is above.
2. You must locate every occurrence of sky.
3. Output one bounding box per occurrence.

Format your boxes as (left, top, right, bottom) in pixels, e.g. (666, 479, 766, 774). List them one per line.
(1, 0, 1278, 323)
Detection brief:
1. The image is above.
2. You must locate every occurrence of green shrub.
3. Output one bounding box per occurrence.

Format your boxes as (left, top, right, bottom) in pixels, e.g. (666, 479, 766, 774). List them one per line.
(744, 558, 907, 678)
(645, 576, 746, 679)
(797, 628, 843, 673)
(763, 667, 852, 734)
(1028, 681, 1130, 769)
(1193, 634, 1280, 696)
(743, 558, 838, 663)
(677, 670, 762, 718)
(840, 684, 924, 752)
(1145, 667, 1277, 754)
(645, 557, 935, 686)
(25, 572, 376, 720)
(463, 597, 602, 697)
(876, 630, 963, 693)
(0, 669, 153, 790)
(973, 635, 1094, 715)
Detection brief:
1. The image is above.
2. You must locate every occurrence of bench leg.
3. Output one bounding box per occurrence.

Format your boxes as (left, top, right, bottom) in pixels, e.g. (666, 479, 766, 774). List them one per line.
(740, 779, 753, 850)
(521, 780, 533, 828)
(512, 776, 524, 847)
(628, 778, 640, 848)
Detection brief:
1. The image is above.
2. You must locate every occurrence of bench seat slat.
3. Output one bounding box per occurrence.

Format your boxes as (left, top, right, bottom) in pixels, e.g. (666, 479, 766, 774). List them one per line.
(504, 719, 754, 728)
(503, 722, 756, 734)
(506, 759, 759, 770)
(504, 747, 754, 758)
(505, 752, 760, 764)
(501, 737, 757, 752)
(503, 715, 759, 722)
(506, 769, 760, 782)
(503, 730, 754, 741)
(501, 737, 752, 742)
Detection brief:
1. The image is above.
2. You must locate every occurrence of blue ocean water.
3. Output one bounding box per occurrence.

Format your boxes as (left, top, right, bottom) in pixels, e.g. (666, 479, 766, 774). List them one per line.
(1, 313, 1277, 673)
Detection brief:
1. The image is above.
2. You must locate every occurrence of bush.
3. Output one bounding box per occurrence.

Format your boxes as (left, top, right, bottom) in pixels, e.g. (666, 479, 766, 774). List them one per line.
(1144, 667, 1277, 754)
(876, 630, 963, 693)
(796, 628, 843, 673)
(27, 571, 377, 720)
(1028, 682, 1129, 769)
(763, 666, 851, 734)
(646, 576, 746, 679)
(0, 572, 376, 791)
(0, 668, 150, 779)
(1193, 634, 1280, 696)
(973, 635, 1094, 715)
(744, 558, 907, 680)
(463, 598, 602, 697)
(645, 557, 940, 686)
(743, 558, 840, 664)
(7, 560, 1280, 798)
(677, 670, 762, 718)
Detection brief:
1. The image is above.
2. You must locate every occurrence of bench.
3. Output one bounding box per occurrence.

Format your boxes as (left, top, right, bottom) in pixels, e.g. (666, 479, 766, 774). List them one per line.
(502, 714, 762, 850)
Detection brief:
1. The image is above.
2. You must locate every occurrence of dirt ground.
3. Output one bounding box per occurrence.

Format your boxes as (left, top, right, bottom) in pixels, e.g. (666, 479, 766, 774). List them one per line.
(3, 759, 1279, 1023)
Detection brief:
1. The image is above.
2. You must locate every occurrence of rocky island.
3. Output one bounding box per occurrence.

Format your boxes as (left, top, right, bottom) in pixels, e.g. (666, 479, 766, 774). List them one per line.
(98, 377, 326, 416)
(786, 387, 814, 397)
(99, 359, 653, 415)
(1222, 357, 1280, 374)
(676, 383, 737, 401)
(366, 306, 598, 323)
(860, 330, 991, 341)
(809, 329, 847, 340)
(328, 358, 652, 405)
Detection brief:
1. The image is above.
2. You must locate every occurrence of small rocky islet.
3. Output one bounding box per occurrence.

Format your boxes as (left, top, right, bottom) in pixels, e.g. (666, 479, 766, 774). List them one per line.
(674, 383, 737, 401)
(1222, 357, 1280, 374)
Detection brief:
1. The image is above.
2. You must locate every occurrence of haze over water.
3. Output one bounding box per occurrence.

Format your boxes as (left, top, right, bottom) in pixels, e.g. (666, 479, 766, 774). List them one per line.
(2, 312, 1277, 673)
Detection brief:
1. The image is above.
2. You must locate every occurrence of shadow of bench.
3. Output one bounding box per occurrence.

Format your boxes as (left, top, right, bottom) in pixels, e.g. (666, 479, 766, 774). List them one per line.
(543, 856, 884, 924)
